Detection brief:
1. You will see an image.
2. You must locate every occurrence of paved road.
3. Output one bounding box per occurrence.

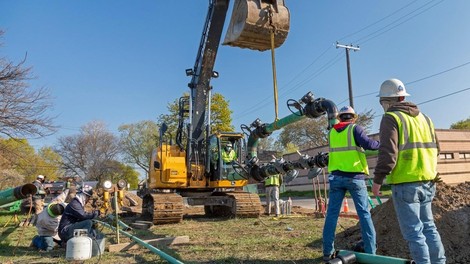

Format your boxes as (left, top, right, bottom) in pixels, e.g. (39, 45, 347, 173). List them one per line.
(262, 197, 388, 213)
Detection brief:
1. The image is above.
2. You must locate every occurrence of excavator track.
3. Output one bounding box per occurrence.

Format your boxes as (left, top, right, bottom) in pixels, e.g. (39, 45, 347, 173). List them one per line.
(204, 192, 262, 218)
(143, 193, 184, 225)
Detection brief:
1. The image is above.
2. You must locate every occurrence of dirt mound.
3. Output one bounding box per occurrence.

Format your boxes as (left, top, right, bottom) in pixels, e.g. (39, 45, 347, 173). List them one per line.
(336, 182, 470, 263)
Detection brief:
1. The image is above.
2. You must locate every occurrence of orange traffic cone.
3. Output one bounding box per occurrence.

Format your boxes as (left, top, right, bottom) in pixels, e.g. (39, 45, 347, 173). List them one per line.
(342, 198, 350, 213)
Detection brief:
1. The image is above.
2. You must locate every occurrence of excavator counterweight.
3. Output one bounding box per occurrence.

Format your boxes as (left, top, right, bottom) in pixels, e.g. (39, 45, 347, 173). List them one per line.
(224, 0, 290, 51)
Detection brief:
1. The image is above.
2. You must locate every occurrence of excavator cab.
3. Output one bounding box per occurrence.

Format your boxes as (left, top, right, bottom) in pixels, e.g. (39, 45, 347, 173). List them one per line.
(223, 0, 290, 51)
(208, 133, 247, 186)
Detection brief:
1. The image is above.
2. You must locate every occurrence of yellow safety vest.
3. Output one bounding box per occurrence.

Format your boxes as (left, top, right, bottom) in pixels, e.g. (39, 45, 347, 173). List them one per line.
(222, 150, 236, 163)
(265, 174, 280, 186)
(386, 111, 437, 184)
(328, 124, 369, 175)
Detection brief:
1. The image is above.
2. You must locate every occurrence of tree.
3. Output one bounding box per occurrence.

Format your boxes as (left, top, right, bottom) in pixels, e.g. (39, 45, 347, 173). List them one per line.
(55, 120, 120, 183)
(0, 30, 56, 138)
(278, 109, 375, 150)
(0, 138, 62, 184)
(96, 160, 139, 189)
(119, 163, 139, 190)
(157, 92, 234, 139)
(118, 120, 159, 174)
(210, 93, 234, 133)
(450, 117, 470, 129)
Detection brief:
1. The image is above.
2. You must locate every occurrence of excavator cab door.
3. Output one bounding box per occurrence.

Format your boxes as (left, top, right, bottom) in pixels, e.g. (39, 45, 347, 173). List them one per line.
(208, 134, 246, 182)
(223, 0, 290, 51)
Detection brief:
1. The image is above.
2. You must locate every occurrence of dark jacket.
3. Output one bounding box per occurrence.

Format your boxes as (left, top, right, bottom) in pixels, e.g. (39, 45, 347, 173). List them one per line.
(373, 101, 439, 184)
(58, 197, 98, 241)
(330, 122, 380, 179)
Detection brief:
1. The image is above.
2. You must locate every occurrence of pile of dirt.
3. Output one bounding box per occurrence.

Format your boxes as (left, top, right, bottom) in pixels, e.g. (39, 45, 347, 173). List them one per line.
(336, 182, 470, 263)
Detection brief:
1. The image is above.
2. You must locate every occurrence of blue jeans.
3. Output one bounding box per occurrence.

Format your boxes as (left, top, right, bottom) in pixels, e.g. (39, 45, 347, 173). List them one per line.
(63, 219, 94, 242)
(32, 235, 56, 251)
(391, 182, 446, 264)
(323, 175, 376, 256)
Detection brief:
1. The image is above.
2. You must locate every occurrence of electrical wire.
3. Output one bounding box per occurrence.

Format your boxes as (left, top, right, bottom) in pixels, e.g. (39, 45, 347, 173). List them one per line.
(337, 0, 420, 41)
(233, 1, 444, 121)
(354, 0, 445, 45)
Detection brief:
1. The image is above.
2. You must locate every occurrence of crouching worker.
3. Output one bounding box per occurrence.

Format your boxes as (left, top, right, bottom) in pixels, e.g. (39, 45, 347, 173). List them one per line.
(58, 185, 100, 243)
(32, 202, 66, 251)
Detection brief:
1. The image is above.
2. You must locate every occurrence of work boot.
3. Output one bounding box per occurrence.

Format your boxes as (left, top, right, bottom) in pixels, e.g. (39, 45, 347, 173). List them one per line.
(322, 254, 333, 263)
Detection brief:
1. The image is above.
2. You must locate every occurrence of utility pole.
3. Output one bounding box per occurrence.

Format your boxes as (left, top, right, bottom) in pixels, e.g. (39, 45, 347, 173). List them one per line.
(336, 42, 360, 108)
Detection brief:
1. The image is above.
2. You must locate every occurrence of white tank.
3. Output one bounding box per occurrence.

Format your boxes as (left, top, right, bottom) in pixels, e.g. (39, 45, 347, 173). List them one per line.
(66, 229, 92, 260)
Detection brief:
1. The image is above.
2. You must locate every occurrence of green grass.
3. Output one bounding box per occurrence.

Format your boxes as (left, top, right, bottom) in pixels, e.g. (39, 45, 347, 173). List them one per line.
(0, 210, 359, 263)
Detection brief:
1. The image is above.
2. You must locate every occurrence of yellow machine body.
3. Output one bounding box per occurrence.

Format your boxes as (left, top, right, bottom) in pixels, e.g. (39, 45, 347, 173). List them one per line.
(148, 132, 247, 190)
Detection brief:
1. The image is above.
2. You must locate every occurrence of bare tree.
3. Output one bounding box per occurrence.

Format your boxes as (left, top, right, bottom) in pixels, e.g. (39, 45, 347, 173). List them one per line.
(118, 120, 159, 174)
(55, 121, 120, 182)
(0, 30, 56, 138)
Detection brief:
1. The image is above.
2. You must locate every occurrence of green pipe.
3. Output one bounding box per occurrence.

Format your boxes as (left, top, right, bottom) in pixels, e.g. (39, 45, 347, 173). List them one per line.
(337, 250, 415, 264)
(94, 220, 185, 264)
(0, 200, 21, 212)
(0, 184, 37, 207)
(107, 214, 132, 231)
(265, 111, 305, 133)
(247, 111, 305, 158)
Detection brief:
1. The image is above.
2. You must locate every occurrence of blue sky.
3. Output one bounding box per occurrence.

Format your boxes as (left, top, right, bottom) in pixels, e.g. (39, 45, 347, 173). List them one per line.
(1, 0, 470, 150)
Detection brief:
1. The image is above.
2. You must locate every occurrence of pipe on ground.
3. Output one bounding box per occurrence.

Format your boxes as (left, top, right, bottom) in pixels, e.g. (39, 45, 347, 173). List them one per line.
(337, 250, 415, 264)
(94, 220, 185, 264)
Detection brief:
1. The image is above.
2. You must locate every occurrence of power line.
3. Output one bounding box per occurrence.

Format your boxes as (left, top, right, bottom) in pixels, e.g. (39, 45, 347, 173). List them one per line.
(417, 87, 470, 105)
(356, 0, 445, 45)
(337, 0, 419, 41)
(338, 59, 470, 104)
(233, 1, 444, 121)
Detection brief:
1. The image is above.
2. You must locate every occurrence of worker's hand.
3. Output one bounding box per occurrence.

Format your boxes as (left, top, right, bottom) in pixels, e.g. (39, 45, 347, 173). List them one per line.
(372, 183, 382, 197)
(433, 173, 443, 183)
(92, 210, 100, 219)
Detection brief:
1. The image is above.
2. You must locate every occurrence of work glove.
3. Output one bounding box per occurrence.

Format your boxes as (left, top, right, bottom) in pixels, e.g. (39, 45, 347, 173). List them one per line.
(433, 173, 443, 183)
(92, 210, 100, 219)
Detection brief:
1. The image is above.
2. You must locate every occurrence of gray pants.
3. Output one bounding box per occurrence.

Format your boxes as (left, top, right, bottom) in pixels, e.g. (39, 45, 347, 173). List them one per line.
(266, 186, 280, 215)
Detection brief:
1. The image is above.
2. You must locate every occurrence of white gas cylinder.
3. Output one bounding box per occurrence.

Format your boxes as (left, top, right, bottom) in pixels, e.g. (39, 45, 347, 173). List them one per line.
(66, 229, 92, 260)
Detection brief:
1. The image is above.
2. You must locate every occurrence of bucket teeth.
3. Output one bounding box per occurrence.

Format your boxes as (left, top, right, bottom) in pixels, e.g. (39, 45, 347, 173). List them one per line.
(223, 0, 290, 51)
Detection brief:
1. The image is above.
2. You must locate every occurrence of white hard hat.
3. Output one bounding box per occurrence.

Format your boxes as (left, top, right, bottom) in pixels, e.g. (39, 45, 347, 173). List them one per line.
(226, 142, 232, 147)
(377, 78, 410, 97)
(37, 175, 45, 180)
(338, 106, 357, 119)
(80, 185, 94, 197)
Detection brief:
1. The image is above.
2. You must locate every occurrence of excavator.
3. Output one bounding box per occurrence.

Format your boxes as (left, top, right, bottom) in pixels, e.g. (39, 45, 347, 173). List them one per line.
(140, 0, 338, 224)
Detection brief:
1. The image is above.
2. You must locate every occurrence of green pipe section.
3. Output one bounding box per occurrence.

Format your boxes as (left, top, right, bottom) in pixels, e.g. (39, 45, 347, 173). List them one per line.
(0, 184, 37, 207)
(265, 111, 305, 133)
(94, 220, 185, 264)
(0, 200, 21, 212)
(337, 250, 415, 264)
(107, 214, 132, 231)
(247, 111, 305, 158)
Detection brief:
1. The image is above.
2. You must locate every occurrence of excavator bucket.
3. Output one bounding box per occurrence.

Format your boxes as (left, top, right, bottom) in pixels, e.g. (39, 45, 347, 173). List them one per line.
(223, 0, 290, 51)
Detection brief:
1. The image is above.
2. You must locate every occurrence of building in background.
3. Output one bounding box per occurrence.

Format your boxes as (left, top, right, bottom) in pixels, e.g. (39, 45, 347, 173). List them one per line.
(283, 129, 470, 191)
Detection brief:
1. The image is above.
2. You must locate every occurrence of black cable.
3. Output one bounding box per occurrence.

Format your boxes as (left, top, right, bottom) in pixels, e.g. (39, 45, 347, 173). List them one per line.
(338, 0, 420, 41)
(356, 0, 445, 45)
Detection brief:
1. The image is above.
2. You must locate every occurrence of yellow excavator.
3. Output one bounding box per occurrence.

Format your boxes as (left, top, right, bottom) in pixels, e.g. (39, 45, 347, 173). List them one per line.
(140, 0, 337, 225)
(139, 0, 290, 224)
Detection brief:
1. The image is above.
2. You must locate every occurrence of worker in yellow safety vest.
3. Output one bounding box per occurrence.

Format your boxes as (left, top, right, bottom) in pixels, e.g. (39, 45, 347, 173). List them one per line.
(372, 78, 446, 264)
(221, 142, 236, 163)
(322, 105, 379, 262)
(264, 162, 281, 217)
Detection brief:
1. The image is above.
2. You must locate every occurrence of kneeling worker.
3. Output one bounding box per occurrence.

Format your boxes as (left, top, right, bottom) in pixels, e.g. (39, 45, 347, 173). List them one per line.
(32, 202, 66, 251)
(58, 185, 100, 243)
